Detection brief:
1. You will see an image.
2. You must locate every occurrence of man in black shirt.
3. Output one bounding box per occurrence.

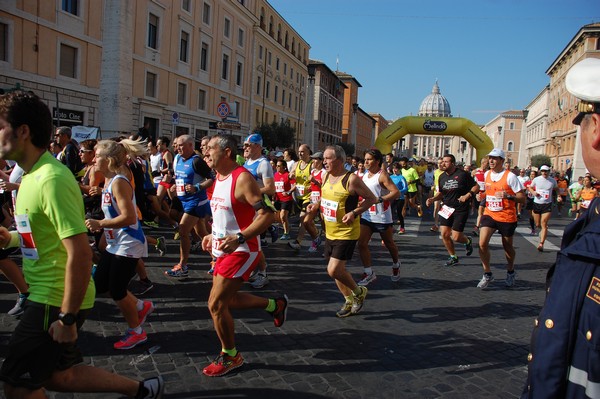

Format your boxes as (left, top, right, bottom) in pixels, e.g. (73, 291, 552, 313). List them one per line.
(426, 154, 479, 266)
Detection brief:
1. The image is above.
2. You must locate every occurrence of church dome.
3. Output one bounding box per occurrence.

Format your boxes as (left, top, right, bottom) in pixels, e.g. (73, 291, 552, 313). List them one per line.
(418, 80, 452, 117)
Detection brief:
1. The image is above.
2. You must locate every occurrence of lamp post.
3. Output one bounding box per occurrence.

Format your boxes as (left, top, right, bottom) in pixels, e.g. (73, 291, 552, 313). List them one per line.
(351, 102, 358, 155)
(305, 64, 316, 150)
(497, 125, 503, 150)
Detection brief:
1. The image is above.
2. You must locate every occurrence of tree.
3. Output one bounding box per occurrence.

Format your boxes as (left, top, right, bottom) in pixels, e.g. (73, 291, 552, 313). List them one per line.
(530, 154, 552, 169)
(254, 119, 295, 150)
(339, 142, 355, 157)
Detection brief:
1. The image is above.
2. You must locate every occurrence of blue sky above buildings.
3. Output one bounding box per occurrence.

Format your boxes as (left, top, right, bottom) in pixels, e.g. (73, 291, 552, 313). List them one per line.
(269, 0, 600, 125)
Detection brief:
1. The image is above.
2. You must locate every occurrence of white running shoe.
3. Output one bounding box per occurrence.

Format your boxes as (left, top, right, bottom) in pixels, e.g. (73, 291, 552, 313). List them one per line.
(477, 274, 494, 289)
(357, 272, 377, 286)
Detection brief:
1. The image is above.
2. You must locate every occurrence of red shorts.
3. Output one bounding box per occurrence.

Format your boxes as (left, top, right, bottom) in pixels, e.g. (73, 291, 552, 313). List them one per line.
(214, 251, 259, 281)
(159, 180, 174, 189)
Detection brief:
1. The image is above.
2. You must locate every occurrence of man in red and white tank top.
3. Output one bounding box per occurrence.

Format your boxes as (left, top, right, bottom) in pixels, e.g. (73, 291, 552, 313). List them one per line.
(200, 135, 288, 378)
(476, 149, 525, 289)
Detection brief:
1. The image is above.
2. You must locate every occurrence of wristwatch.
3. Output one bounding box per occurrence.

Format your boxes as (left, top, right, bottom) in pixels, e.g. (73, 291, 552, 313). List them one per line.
(58, 312, 77, 326)
(378, 196, 384, 203)
(236, 232, 246, 244)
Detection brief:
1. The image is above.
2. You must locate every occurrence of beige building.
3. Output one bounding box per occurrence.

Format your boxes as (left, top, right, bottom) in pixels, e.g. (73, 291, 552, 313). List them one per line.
(520, 85, 549, 168)
(545, 22, 600, 175)
(482, 111, 526, 168)
(0, 0, 309, 144)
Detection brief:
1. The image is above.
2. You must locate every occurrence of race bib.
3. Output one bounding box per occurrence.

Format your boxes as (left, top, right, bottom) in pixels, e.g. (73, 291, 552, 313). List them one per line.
(104, 228, 116, 244)
(296, 185, 305, 196)
(438, 205, 455, 219)
(478, 181, 486, 191)
(581, 199, 592, 209)
(15, 214, 39, 260)
(310, 191, 321, 204)
(537, 188, 550, 200)
(486, 195, 503, 212)
(211, 230, 228, 257)
(369, 203, 382, 216)
(320, 198, 339, 222)
(275, 181, 285, 193)
(175, 178, 186, 196)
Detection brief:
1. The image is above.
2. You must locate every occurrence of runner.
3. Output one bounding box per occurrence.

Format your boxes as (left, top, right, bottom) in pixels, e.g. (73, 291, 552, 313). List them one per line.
(528, 165, 560, 252)
(273, 160, 294, 240)
(475, 149, 525, 289)
(356, 149, 400, 285)
(390, 162, 408, 234)
(399, 157, 422, 217)
(430, 157, 444, 233)
(202, 135, 287, 377)
(523, 171, 538, 235)
(556, 172, 569, 217)
(0, 91, 163, 399)
(515, 168, 530, 219)
(288, 144, 313, 250)
(574, 175, 598, 217)
(425, 154, 478, 266)
(471, 156, 489, 237)
(568, 176, 583, 218)
(302, 151, 326, 253)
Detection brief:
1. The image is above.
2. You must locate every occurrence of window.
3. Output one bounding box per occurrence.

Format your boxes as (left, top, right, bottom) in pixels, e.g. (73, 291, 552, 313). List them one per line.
(267, 51, 271, 66)
(198, 89, 206, 111)
(236, 62, 243, 86)
(282, 89, 286, 105)
(507, 141, 514, 152)
(145, 72, 157, 98)
(202, 2, 211, 24)
(233, 101, 240, 118)
(179, 31, 189, 62)
(274, 85, 278, 103)
(200, 42, 209, 71)
(256, 76, 261, 95)
(59, 43, 77, 78)
(259, 45, 263, 60)
(148, 14, 158, 49)
(238, 28, 244, 47)
(221, 54, 229, 80)
(266, 81, 270, 99)
(177, 82, 187, 105)
(276, 57, 279, 71)
(182, 0, 191, 12)
(509, 122, 515, 130)
(224, 18, 231, 38)
(283, 63, 287, 75)
(62, 0, 78, 16)
(0, 23, 7, 62)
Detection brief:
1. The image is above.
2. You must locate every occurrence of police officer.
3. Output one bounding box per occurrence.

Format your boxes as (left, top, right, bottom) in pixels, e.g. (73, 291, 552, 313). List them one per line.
(521, 58, 600, 398)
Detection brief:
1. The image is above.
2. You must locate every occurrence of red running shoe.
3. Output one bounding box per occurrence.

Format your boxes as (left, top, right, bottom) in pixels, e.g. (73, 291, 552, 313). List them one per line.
(203, 352, 244, 377)
(138, 300, 155, 325)
(114, 329, 147, 350)
(270, 295, 288, 327)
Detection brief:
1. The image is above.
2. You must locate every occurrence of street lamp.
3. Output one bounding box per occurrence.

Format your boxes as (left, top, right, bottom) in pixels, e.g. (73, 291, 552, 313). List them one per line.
(497, 126, 503, 150)
(305, 64, 316, 150)
(351, 103, 358, 155)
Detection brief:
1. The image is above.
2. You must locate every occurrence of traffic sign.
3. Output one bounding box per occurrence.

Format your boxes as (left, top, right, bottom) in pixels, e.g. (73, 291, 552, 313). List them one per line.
(172, 112, 179, 125)
(217, 122, 241, 130)
(216, 102, 230, 118)
(565, 159, 570, 164)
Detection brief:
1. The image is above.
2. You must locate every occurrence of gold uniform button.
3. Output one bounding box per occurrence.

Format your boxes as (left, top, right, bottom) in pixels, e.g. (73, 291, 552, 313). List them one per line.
(586, 331, 592, 341)
(528, 353, 533, 362)
(545, 319, 554, 329)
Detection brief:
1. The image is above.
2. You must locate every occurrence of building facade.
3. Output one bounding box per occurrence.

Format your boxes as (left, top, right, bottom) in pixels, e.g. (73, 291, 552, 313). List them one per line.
(0, 0, 310, 144)
(483, 110, 526, 169)
(520, 85, 549, 168)
(545, 22, 600, 175)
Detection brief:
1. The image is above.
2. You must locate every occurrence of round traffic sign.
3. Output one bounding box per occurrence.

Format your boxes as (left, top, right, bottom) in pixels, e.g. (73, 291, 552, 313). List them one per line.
(217, 102, 230, 118)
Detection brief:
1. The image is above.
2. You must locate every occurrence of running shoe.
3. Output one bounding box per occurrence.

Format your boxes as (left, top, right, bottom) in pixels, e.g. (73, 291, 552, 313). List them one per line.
(430, 225, 439, 232)
(505, 271, 516, 287)
(138, 300, 155, 325)
(391, 267, 401, 282)
(208, 261, 215, 275)
(165, 264, 189, 278)
(537, 243, 544, 252)
(173, 231, 180, 240)
(465, 237, 473, 256)
(357, 272, 377, 286)
(250, 273, 269, 289)
(530, 228, 537, 236)
(130, 279, 154, 296)
(143, 220, 160, 228)
(268, 225, 279, 243)
(260, 238, 269, 248)
(155, 236, 166, 257)
(140, 376, 164, 399)
(444, 256, 459, 267)
(288, 240, 301, 250)
(336, 301, 353, 318)
(7, 293, 29, 317)
(397, 227, 406, 234)
(351, 286, 368, 314)
(472, 226, 479, 237)
(417, 206, 423, 217)
(203, 352, 244, 377)
(477, 273, 494, 289)
(308, 236, 322, 253)
(270, 294, 288, 327)
(280, 233, 291, 241)
(114, 329, 148, 350)
(248, 268, 258, 282)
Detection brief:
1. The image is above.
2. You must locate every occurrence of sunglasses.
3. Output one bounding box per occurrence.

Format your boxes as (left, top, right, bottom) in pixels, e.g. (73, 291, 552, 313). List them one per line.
(79, 149, 93, 154)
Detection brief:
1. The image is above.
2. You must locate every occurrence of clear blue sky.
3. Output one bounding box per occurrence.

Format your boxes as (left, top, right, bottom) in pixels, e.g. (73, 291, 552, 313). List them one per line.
(268, 0, 599, 125)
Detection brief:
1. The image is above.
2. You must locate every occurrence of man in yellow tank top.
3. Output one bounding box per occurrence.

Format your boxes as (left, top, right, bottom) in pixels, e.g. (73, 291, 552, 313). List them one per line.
(288, 144, 313, 250)
(307, 145, 377, 318)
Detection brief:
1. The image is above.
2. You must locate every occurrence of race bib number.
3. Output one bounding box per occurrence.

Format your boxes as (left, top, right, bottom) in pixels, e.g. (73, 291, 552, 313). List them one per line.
(581, 199, 592, 209)
(211, 231, 227, 257)
(320, 198, 339, 222)
(486, 195, 503, 212)
(537, 189, 550, 200)
(369, 203, 382, 216)
(275, 181, 285, 193)
(15, 214, 39, 260)
(438, 205, 455, 219)
(296, 185, 305, 196)
(104, 228, 116, 244)
(175, 178, 186, 196)
(310, 191, 321, 204)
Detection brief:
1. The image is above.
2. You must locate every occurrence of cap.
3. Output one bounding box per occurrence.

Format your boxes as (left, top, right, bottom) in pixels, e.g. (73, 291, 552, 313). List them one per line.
(408, 157, 416, 162)
(487, 148, 505, 159)
(275, 151, 284, 157)
(565, 58, 600, 125)
(244, 133, 263, 147)
(311, 151, 323, 159)
(540, 165, 551, 171)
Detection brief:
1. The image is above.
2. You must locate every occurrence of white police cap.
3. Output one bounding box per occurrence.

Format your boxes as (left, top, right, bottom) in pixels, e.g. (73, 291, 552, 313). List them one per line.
(565, 58, 600, 125)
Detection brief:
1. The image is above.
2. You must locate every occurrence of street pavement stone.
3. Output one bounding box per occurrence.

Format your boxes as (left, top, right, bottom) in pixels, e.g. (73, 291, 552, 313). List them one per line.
(0, 210, 574, 398)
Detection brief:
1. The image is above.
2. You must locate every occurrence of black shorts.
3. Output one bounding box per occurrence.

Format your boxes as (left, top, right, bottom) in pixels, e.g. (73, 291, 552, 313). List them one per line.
(525, 198, 534, 210)
(0, 246, 18, 260)
(439, 209, 469, 232)
(275, 200, 294, 212)
(532, 202, 553, 215)
(359, 218, 393, 234)
(295, 197, 309, 213)
(0, 302, 89, 390)
(324, 239, 357, 261)
(94, 252, 139, 301)
(479, 215, 518, 237)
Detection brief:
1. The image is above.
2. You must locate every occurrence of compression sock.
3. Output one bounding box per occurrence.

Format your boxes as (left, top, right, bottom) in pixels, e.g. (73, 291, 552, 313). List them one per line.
(265, 298, 276, 312)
